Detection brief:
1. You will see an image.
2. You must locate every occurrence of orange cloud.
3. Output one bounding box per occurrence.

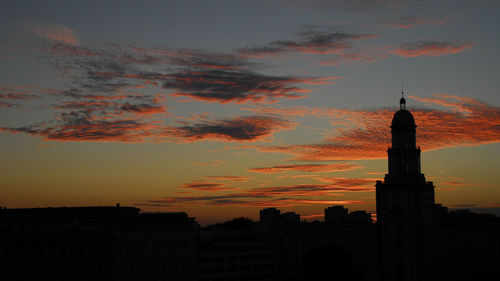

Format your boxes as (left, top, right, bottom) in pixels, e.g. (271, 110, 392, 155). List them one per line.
(392, 41, 474, 57)
(257, 95, 499, 161)
(317, 177, 375, 188)
(146, 177, 374, 208)
(207, 199, 368, 207)
(206, 176, 250, 182)
(178, 181, 235, 191)
(249, 163, 361, 173)
(2, 111, 291, 144)
(301, 213, 324, 220)
(246, 184, 372, 197)
(427, 176, 476, 189)
(440, 181, 475, 187)
(1, 119, 161, 142)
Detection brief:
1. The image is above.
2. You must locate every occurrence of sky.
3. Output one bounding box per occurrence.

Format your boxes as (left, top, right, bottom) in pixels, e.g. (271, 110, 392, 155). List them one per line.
(1, 0, 499, 224)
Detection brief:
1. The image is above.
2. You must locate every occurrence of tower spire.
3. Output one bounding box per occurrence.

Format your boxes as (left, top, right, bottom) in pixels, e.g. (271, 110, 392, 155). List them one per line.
(399, 88, 406, 110)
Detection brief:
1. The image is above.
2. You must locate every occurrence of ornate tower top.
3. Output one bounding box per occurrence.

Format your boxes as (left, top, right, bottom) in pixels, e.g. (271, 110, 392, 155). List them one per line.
(400, 91, 406, 110)
(385, 95, 424, 184)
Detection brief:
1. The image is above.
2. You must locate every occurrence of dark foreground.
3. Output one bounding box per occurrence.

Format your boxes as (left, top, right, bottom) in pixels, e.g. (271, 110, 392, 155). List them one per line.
(1, 205, 499, 281)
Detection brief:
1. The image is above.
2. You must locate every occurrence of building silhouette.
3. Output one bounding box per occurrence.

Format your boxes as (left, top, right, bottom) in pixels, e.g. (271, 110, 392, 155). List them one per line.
(324, 205, 348, 224)
(1, 96, 499, 280)
(376, 95, 436, 281)
(0, 206, 198, 281)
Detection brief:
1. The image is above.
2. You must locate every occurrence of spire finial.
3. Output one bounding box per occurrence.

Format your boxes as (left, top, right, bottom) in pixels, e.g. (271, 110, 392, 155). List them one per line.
(399, 81, 406, 110)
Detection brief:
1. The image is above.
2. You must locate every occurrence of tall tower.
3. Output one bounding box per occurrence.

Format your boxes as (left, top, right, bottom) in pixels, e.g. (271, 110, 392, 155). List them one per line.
(376, 94, 435, 281)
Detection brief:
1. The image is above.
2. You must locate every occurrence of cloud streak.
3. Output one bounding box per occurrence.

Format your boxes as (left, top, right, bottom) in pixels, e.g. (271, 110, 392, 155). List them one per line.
(1, 113, 292, 143)
(2, 117, 160, 142)
(249, 163, 361, 173)
(206, 176, 250, 182)
(178, 181, 235, 191)
(0, 84, 44, 107)
(147, 194, 368, 208)
(239, 31, 374, 57)
(206, 198, 367, 207)
(382, 17, 446, 29)
(393, 41, 475, 57)
(144, 177, 373, 208)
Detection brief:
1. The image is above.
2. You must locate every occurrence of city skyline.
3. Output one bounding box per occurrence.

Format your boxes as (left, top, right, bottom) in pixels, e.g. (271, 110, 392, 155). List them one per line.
(1, 0, 499, 224)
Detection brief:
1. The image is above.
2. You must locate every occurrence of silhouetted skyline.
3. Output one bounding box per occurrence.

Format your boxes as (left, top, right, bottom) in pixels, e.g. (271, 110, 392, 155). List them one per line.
(2, 97, 499, 280)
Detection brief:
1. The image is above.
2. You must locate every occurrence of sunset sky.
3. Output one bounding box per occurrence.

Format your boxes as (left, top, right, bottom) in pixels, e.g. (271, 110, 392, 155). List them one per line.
(1, 0, 499, 224)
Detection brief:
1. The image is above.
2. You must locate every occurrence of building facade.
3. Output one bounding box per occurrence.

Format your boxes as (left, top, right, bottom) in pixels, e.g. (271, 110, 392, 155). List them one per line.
(376, 96, 436, 281)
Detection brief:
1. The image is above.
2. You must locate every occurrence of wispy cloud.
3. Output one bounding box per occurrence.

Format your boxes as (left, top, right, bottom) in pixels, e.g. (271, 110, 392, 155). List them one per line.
(1, 112, 293, 143)
(392, 41, 475, 57)
(301, 213, 324, 220)
(147, 193, 368, 208)
(206, 176, 250, 182)
(205, 198, 368, 208)
(166, 69, 325, 103)
(317, 177, 375, 188)
(144, 177, 373, 208)
(249, 163, 361, 173)
(26, 23, 79, 45)
(178, 181, 236, 191)
(239, 31, 374, 57)
(1, 116, 161, 142)
(247, 183, 372, 196)
(166, 115, 293, 142)
(121, 103, 166, 114)
(427, 176, 476, 190)
(0, 84, 46, 108)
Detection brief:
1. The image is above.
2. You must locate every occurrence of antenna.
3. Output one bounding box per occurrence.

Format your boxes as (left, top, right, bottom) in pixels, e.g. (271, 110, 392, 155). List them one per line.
(400, 80, 406, 110)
